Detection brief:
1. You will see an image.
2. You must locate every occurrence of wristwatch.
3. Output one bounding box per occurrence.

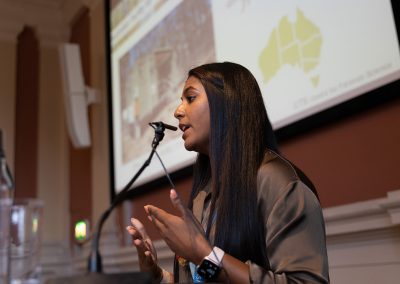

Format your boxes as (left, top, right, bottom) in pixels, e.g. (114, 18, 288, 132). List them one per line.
(196, 246, 225, 280)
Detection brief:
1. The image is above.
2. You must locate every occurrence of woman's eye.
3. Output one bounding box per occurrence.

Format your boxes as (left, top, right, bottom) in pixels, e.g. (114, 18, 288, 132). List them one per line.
(187, 96, 196, 103)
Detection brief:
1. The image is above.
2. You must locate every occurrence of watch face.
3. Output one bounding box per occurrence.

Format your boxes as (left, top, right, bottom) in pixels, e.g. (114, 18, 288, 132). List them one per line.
(197, 259, 221, 280)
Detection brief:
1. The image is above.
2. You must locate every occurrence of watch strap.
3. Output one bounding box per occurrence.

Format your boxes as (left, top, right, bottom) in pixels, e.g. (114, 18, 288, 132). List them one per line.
(206, 246, 225, 267)
(196, 246, 225, 280)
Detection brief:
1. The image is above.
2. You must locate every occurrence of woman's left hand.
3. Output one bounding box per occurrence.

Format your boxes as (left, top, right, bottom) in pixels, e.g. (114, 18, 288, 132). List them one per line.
(144, 189, 212, 265)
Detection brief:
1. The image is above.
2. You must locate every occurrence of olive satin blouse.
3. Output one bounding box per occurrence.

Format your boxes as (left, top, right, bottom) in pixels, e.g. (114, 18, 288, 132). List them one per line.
(175, 150, 329, 283)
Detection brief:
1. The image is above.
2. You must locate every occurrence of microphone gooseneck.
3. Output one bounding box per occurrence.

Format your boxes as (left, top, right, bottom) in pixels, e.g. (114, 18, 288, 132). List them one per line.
(88, 121, 176, 273)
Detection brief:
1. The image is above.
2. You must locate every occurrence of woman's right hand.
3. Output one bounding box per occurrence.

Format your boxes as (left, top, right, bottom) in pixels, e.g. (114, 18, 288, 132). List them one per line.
(126, 218, 162, 280)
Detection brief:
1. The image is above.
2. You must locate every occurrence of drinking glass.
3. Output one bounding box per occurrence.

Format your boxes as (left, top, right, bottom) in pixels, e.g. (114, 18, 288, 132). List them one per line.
(9, 199, 44, 284)
(0, 198, 12, 284)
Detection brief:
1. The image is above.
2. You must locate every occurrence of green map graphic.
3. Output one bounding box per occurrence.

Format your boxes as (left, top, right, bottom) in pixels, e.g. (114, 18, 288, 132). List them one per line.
(259, 8, 322, 87)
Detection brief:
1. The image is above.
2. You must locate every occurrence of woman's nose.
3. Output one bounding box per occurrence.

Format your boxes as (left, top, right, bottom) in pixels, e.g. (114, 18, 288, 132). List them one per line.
(174, 103, 185, 119)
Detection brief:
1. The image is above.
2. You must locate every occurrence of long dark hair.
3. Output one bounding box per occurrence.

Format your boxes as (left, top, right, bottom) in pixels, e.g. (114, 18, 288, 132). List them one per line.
(187, 62, 278, 267)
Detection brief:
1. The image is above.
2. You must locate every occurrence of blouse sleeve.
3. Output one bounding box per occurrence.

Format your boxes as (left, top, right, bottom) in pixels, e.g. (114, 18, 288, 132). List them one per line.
(247, 165, 330, 283)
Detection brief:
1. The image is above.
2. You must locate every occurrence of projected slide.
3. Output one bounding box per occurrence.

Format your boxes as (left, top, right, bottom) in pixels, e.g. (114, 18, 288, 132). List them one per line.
(109, 0, 400, 192)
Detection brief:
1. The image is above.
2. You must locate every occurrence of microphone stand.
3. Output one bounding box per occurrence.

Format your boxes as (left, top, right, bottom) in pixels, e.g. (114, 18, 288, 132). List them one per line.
(88, 122, 168, 273)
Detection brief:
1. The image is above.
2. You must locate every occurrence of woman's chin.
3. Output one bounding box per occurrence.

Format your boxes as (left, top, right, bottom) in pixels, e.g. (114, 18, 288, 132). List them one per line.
(184, 142, 194, 152)
(184, 140, 199, 152)
(184, 143, 208, 155)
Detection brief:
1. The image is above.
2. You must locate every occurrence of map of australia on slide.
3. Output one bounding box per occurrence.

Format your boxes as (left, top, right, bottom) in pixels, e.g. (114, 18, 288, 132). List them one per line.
(259, 8, 322, 87)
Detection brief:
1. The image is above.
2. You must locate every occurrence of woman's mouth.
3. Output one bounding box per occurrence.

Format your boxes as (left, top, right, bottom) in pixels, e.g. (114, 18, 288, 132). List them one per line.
(179, 124, 190, 139)
(179, 124, 190, 132)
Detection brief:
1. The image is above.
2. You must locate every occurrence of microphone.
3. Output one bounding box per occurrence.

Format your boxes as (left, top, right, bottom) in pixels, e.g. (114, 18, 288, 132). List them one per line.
(87, 122, 175, 274)
(149, 121, 178, 131)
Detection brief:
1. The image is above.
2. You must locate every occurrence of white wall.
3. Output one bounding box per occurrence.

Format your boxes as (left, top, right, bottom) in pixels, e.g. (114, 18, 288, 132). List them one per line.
(324, 190, 400, 283)
(87, 0, 112, 228)
(37, 44, 71, 260)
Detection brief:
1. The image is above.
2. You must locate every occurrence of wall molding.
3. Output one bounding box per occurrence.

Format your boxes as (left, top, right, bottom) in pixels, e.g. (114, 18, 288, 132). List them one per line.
(0, 0, 104, 46)
(324, 189, 400, 236)
(0, 0, 66, 45)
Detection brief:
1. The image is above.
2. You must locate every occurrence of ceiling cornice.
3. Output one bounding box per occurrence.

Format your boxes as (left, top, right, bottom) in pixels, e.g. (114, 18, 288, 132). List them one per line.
(0, 0, 101, 46)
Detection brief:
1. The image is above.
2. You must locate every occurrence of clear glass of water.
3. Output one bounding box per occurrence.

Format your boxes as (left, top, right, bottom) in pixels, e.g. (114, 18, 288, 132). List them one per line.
(10, 199, 44, 284)
(0, 198, 12, 284)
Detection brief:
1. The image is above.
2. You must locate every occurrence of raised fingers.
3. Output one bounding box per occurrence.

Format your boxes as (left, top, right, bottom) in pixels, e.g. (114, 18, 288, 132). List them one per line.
(126, 224, 156, 262)
(170, 190, 205, 233)
(130, 218, 150, 239)
(145, 205, 169, 234)
(127, 219, 152, 250)
(170, 189, 189, 217)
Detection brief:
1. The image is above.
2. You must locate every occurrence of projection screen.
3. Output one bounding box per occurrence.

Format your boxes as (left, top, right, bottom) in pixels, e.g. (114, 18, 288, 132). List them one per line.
(107, 0, 400, 194)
